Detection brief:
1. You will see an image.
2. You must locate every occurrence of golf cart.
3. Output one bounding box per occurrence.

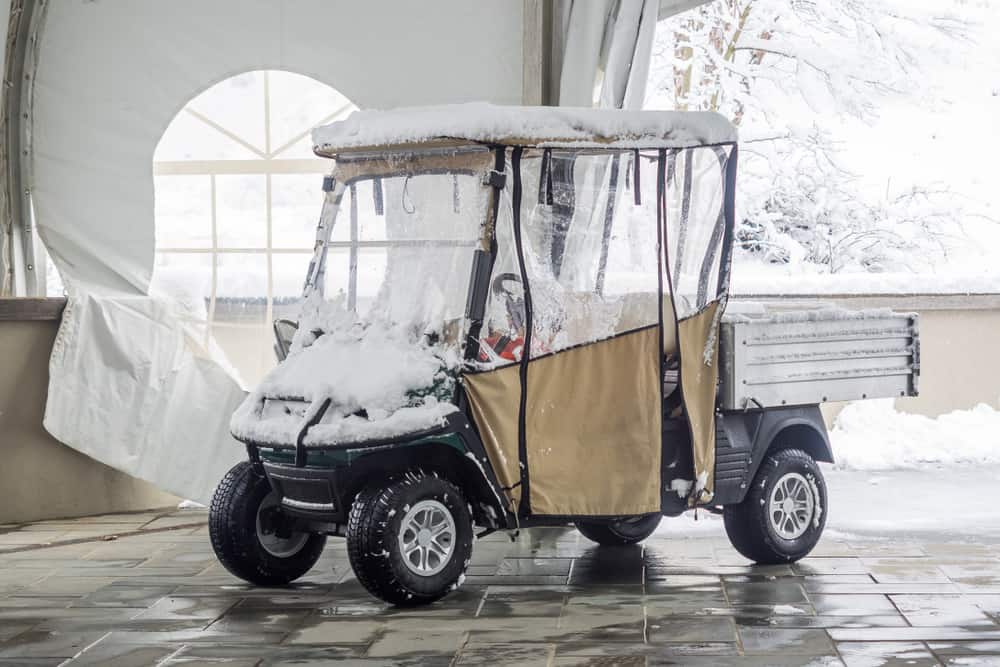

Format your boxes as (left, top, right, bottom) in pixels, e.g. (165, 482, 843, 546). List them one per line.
(209, 104, 919, 605)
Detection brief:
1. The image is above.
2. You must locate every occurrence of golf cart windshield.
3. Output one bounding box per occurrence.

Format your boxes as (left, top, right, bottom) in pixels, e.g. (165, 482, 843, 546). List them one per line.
(303, 150, 493, 343)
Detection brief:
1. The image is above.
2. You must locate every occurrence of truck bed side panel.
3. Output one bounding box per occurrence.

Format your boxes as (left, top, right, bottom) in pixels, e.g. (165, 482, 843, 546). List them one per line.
(719, 311, 919, 411)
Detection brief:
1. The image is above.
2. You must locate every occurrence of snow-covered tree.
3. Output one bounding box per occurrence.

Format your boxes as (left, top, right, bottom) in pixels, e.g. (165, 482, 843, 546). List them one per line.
(648, 0, 977, 274)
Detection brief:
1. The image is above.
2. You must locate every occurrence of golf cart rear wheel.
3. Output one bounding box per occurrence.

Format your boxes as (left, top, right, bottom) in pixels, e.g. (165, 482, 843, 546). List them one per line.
(723, 448, 827, 564)
(347, 471, 473, 606)
(575, 514, 662, 546)
(209, 461, 326, 585)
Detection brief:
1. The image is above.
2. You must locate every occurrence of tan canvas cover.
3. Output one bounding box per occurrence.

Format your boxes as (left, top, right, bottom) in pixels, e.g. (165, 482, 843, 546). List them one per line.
(466, 326, 662, 517)
(677, 301, 721, 504)
(463, 364, 522, 510)
(525, 326, 661, 515)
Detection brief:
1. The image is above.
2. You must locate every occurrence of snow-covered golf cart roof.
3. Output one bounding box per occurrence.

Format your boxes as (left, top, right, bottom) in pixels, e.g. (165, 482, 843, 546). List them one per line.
(312, 102, 737, 154)
(233, 103, 738, 518)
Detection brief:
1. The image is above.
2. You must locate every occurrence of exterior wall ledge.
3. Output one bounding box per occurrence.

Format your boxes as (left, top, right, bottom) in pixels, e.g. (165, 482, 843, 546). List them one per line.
(0, 297, 67, 321)
(731, 293, 1000, 312)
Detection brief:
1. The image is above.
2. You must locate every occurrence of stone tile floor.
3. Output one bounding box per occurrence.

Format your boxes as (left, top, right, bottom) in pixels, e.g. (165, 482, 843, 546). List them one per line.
(1, 508, 999, 666)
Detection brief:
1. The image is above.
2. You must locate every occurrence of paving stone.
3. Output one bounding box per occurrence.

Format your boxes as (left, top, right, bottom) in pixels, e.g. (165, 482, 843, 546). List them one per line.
(891, 594, 998, 627)
(808, 594, 899, 616)
(553, 655, 647, 666)
(643, 591, 731, 614)
(805, 582, 962, 595)
(830, 627, 1000, 642)
(927, 640, 1000, 656)
(71, 583, 175, 608)
(284, 619, 382, 645)
(477, 589, 565, 618)
(207, 608, 313, 633)
(454, 643, 552, 666)
(165, 643, 365, 664)
(738, 627, 838, 655)
(366, 627, 466, 657)
(0, 625, 31, 643)
(735, 614, 910, 629)
(836, 641, 940, 667)
(724, 581, 809, 605)
(645, 615, 737, 643)
(793, 558, 870, 576)
(61, 642, 176, 666)
(0, 631, 106, 659)
(132, 595, 237, 621)
(17, 577, 118, 596)
(105, 628, 287, 645)
(497, 557, 573, 576)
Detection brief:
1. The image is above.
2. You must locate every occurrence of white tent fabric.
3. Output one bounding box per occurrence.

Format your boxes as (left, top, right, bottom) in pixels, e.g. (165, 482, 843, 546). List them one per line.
(31, 1, 521, 296)
(34, 1, 522, 503)
(556, 0, 659, 110)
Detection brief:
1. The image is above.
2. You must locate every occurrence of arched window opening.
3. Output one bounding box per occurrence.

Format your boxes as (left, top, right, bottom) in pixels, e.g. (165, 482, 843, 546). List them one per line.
(153, 70, 356, 385)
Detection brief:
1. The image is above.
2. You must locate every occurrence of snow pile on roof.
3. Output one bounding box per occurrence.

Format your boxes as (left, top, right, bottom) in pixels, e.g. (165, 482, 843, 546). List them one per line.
(830, 399, 1000, 470)
(231, 294, 459, 447)
(312, 103, 737, 152)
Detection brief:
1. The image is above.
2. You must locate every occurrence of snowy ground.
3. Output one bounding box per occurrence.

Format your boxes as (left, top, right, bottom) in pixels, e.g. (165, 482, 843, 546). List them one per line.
(829, 400, 1000, 471)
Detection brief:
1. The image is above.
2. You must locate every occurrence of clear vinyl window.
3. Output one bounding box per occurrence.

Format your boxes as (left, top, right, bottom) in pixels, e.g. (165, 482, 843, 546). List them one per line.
(664, 146, 731, 319)
(319, 170, 489, 348)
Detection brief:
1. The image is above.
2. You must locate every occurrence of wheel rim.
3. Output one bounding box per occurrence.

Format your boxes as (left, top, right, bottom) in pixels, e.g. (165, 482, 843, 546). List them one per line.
(397, 499, 456, 576)
(768, 472, 815, 540)
(256, 492, 309, 558)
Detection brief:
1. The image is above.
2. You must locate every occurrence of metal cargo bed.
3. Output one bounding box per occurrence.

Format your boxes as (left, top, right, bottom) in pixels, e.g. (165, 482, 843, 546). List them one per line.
(718, 307, 919, 411)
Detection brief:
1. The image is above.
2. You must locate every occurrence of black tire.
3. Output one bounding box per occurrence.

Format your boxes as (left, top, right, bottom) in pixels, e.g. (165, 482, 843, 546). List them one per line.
(576, 514, 662, 546)
(209, 461, 326, 585)
(723, 448, 827, 564)
(347, 471, 473, 606)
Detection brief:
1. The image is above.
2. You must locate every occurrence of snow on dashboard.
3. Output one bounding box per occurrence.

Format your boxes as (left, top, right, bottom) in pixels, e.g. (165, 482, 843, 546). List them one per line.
(312, 103, 737, 152)
(230, 294, 459, 447)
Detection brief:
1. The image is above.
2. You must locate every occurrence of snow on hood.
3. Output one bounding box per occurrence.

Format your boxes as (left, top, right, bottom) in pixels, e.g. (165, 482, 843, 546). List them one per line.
(231, 294, 459, 447)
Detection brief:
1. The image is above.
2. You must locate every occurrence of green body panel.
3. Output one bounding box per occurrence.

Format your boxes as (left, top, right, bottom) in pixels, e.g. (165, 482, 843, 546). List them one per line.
(258, 431, 469, 470)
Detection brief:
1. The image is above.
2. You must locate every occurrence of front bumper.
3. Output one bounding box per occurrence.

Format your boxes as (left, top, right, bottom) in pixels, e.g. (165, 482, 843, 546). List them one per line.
(262, 460, 348, 523)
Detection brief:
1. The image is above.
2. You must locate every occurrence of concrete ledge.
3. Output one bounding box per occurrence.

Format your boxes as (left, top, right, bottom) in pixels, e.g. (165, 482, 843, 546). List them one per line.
(0, 312, 178, 523)
(0, 297, 66, 320)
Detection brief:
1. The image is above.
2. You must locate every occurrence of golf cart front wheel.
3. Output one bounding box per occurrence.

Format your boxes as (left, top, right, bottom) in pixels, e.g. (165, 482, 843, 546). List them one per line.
(347, 471, 473, 606)
(576, 514, 662, 546)
(723, 448, 827, 564)
(209, 461, 326, 585)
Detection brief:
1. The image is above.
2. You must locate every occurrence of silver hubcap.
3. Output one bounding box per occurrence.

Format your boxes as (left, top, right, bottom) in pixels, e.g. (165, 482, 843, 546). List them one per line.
(256, 492, 309, 558)
(768, 472, 815, 540)
(398, 500, 456, 576)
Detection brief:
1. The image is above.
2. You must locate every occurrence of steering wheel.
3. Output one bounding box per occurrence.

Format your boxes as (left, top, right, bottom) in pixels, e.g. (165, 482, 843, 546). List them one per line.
(491, 273, 525, 334)
(478, 273, 526, 362)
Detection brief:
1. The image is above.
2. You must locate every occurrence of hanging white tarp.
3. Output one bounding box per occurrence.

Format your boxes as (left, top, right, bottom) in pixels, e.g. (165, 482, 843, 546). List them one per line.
(44, 293, 246, 503)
